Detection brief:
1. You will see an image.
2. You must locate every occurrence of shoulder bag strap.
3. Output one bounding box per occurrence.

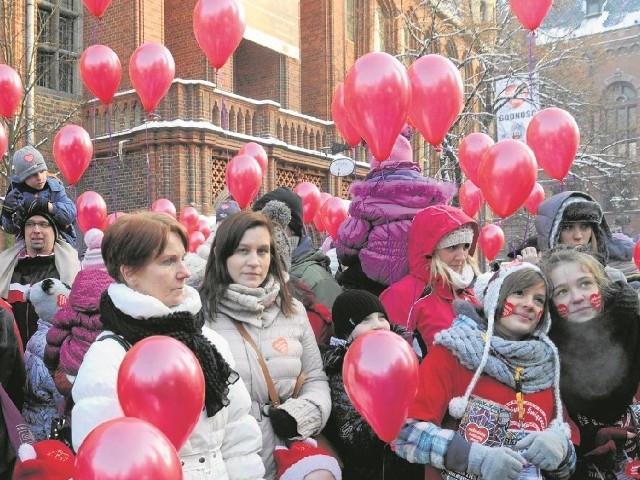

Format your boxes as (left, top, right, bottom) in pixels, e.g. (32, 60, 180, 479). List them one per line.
(0, 384, 35, 450)
(292, 371, 307, 399)
(233, 321, 281, 407)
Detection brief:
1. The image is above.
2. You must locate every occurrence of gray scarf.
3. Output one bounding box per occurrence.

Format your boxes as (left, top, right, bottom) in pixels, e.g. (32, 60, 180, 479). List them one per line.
(217, 275, 282, 327)
(436, 314, 556, 393)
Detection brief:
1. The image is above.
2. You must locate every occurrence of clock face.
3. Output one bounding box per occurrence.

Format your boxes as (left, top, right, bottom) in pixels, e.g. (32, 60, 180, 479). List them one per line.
(330, 157, 355, 177)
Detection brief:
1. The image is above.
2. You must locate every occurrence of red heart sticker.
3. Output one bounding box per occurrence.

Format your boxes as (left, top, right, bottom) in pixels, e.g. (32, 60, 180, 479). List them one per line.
(556, 303, 569, 319)
(24, 153, 34, 163)
(625, 460, 640, 478)
(501, 302, 515, 318)
(272, 337, 288, 355)
(57, 294, 68, 307)
(589, 292, 602, 311)
(464, 423, 489, 444)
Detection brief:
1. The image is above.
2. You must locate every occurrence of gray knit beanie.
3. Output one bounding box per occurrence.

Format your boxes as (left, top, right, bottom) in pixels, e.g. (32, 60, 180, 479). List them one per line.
(13, 146, 48, 183)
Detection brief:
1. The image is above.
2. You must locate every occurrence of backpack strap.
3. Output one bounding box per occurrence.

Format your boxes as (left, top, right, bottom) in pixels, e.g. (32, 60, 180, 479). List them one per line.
(97, 333, 132, 351)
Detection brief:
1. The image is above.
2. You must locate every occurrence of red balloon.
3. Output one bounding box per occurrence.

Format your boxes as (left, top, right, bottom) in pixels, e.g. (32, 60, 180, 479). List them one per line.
(118, 336, 205, 451)
(0, 123, 7, 159)
(527, 107, 580, 181)
(193, 0, 246, 70)
(458, 133, 495, 186)
(76, 191, 108, 233)
(509, 0, 554, 30)
(331, 82, 361, 147)
(478, 140, 537, 218)
(238, 142, 268, 175)
(458, 181, 484, 218)
(478, 224, 505, 262)
(343, 330, 419, 442)
(313, 192, 332, 233)
(75, 417, 182, 480)
(151, 198, 177, 218)
(179, 206, 199, 232)
(80, 45, 122, 105)
(634, 242, 640, 272)
(0, 64, 23, 118)
(408, 54, 464, 147)
(82, 0, 112, 18)
(225, 154, 262, 209)
(188, 230, 206, 253)
(524, 182, 545, 215)
(294, 182, 321, 224)
(53, 125, 93, 185)
(106, 211, 126, 227)
(129, 42, 175, 113)
(321, 197, 349, 240)
(197, 219, 211, 239)
(344, 52, 411, 160)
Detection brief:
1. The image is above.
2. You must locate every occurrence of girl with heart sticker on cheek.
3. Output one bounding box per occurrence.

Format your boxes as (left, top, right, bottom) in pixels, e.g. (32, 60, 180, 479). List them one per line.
(392, 261, 578, 480)
(540, 245, 640, 479)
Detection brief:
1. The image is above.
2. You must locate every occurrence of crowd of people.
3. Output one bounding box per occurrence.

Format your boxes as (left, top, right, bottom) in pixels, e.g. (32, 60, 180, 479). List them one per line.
(1, 139, 640, 480)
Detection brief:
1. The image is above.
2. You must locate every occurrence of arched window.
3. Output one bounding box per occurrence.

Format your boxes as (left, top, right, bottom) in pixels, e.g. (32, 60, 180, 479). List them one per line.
(605, 81, 638, 161)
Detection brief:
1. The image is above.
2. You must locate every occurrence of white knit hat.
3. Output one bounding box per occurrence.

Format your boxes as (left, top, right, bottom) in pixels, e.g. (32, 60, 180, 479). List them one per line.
(274, 438, 342, 480)
(436, 225, 475, 250)
(448, 261, 568, 435)
(81, 228, 106, 271)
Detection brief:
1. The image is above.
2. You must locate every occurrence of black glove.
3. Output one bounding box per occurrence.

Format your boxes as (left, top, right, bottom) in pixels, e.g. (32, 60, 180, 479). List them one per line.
(268, 406, 298, 439)
(2, 190, 23, 215)
(11, 203, 27, 230)
(31, 196, 50, 214)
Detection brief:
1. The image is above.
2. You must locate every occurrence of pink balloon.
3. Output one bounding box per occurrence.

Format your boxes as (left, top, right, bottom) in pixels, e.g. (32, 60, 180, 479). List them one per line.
(151, 198, 177, 218)
(526, 107, 580, 181)
(106, 211, 126, 227)
(74, 417, 182, 480)
(193, 0, 246, 70)
(478, 224, 505, 262)
(179, 206, 199, 232)
(524, 182, 545, 215)
(294, 182, 321, 224)
(331, 82, 361, 147)
(129, 42, 175, 113)
(80, 45, 122, 105)
(321, 197, 349, 240)
(509, 0, 554, 30)
(0, 64, 23, 118)
(458, 181, 484, 218)
(82, 0, 112, 18)
(76, 191, 108, 233)
(53, 124, 93, 185)
(118, 336, 205, 451)
(0, 123, 7, 159)
(313, 192, 332, 233)
(226, 154, 262, 209)
(188, 230, 206, 253)
(344, 52, 411, 160)
(408, 54, 464, 147)
(238, 142, 268, 175)
(458, 133, 495, 186)
(343, 330, 419, 443)
(478, 140, 537, 218)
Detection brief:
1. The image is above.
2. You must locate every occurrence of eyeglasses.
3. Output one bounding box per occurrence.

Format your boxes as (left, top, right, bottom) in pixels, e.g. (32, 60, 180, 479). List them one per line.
(25, 220, 52, 229)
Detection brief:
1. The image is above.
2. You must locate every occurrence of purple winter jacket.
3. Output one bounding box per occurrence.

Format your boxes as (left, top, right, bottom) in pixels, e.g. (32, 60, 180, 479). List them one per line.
(44, 269, 114, 379)
(336, 160, 456, 286)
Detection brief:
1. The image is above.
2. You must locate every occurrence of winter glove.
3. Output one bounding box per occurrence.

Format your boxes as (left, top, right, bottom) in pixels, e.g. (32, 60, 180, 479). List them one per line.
(515, 425, 570, 471)
(268, 406, 298, 439)
(2, 189, 23, 214)
(467, 443, 526, 480)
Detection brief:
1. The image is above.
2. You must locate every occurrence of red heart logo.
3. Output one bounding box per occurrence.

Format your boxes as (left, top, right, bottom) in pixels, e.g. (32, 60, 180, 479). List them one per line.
(625, 460, 640, 478)
(272, 337, 288, 355)
(464, 423, 489, 444)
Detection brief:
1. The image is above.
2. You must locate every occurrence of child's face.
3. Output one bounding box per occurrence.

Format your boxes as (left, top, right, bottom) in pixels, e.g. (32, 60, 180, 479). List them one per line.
(495, 280, 546, 340)
(347, 312, 390, 342)
(24, 170, 48, 190)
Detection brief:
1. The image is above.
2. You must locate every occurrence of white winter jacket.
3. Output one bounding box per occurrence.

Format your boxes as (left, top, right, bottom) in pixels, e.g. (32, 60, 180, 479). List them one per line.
(208, 277, 331, 479)
(72, 285, 265, 480)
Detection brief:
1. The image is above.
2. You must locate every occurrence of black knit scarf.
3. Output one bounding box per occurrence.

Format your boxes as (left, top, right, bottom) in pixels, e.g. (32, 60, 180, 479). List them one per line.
(100, 292, 239, 417)
(549, 281, 640, 423)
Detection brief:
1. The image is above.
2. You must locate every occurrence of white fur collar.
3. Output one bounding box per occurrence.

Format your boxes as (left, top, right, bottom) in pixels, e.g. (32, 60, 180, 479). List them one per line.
(107, 283, 201, 319)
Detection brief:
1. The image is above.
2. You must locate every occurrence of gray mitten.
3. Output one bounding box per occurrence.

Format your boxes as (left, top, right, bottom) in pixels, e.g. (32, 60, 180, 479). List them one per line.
(467, 443, 526, 480)
(515, 424, 570, 471)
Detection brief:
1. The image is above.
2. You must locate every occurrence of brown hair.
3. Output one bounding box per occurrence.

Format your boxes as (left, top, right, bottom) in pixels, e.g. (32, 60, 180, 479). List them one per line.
(102, 212, 188, 282)
(539, 245, 610, 295)
(496, 268, 549, 327)
(200, 211, 295, 317)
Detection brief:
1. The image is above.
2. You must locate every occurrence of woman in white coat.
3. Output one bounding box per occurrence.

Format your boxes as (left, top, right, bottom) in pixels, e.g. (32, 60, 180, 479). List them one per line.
(71, 212, 264, 480)
(200, 211, 331, 480)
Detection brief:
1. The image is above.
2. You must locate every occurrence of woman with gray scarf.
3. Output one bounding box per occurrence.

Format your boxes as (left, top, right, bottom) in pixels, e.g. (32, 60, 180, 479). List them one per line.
(392, 262, 577, 480)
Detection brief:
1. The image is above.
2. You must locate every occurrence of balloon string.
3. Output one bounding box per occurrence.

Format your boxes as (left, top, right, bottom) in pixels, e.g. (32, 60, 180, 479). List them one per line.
(523, 212, 531, 249)
(107, 107, 117, 212)
(217, 69, 228, 131)
(528, 31, 537, 110)
(90, 99, 98, 193)
(144, 118, 152, 208)
(91, 19, 98, 45)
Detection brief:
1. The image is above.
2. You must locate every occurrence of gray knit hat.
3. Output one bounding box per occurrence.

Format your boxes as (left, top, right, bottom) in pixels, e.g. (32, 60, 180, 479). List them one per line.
(260, 200, 292, 272)
(12, 146, 48, 183)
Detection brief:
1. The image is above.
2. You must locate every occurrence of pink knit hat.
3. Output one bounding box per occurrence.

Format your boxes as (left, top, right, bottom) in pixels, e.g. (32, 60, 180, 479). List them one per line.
(81, 228, 106, 271)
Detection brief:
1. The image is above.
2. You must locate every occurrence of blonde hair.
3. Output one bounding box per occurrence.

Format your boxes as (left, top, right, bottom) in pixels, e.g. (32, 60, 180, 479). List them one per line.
(539, 245, 610, 293)
(430, 253, 479, 291)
